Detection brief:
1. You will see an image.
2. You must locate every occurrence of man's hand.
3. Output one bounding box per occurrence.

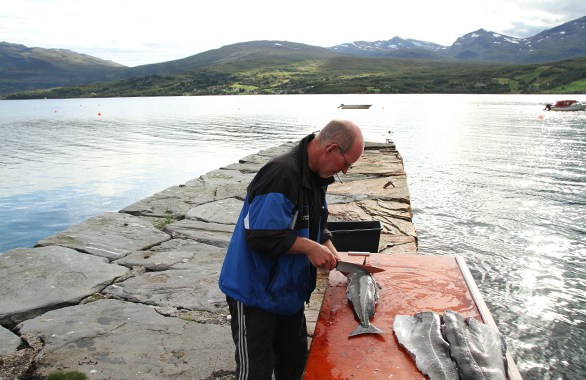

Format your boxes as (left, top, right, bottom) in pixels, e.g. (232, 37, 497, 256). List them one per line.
(288, 237, 338, 270)
(306, 244, 338, 270)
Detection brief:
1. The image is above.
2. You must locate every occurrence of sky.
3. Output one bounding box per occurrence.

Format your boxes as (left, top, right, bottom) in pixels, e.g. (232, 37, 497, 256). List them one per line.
(1, 0, 585, 67)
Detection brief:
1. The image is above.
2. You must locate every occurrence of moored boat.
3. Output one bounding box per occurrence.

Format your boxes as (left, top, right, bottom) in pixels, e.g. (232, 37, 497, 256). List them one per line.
(544, 100, 586, 111)
(338, 104, 372, 109)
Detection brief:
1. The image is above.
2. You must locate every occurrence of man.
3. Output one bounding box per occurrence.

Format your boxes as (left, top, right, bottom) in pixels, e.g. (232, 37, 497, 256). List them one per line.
(219, 120, 364, 379)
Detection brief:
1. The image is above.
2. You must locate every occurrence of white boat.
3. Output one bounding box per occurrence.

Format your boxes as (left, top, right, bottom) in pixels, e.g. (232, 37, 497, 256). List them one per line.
(544, 100, 586, 111)
(338, 104, 372, 109)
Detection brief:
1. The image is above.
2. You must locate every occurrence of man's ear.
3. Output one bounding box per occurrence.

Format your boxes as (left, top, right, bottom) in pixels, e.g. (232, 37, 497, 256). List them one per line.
(324, 143, 337, 155)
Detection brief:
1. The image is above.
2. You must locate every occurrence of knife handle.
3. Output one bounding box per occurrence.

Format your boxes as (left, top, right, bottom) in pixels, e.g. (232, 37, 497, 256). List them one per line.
(348, 251, 371, 256)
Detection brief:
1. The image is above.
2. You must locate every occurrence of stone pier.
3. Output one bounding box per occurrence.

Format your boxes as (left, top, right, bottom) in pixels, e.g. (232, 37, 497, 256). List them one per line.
(0, 140, 415, 379)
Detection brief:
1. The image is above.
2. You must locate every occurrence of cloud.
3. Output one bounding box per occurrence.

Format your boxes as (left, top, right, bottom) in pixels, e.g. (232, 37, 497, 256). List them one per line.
(1, 0, 584, 66)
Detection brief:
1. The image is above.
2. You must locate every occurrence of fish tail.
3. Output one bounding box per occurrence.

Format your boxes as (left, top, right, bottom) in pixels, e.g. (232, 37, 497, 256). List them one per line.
(349, 323, 384, 337)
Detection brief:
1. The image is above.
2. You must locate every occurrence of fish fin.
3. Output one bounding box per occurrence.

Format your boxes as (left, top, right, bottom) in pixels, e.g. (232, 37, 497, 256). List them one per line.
(349, 323, 384, 337)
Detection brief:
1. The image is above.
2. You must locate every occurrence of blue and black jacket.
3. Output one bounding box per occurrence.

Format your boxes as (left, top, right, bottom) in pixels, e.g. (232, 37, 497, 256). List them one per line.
(219, 134, 334, 315)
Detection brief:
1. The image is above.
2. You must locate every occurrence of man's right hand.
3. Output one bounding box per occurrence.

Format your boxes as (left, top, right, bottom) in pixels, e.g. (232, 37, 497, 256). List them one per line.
(288, 237, 338, 270)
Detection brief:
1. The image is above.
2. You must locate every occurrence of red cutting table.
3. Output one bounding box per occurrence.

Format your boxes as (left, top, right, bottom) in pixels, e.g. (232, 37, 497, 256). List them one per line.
(303, 253, 522, 379)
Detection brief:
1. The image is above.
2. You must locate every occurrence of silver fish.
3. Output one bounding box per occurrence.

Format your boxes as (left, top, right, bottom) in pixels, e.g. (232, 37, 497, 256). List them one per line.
(393, 311, 459, 380)
(442, 309, 507, 380)
(346, 271, 383, 337)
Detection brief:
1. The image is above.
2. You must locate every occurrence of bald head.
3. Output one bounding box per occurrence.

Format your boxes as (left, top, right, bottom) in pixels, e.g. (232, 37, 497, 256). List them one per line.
(308, 120, 364, 178)
(315, 120, 364, 152)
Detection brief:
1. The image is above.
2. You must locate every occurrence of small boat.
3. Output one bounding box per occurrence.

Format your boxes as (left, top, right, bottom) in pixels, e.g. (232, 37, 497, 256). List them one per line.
(338, 104, 372, 109)
(544, 100, 586, 111)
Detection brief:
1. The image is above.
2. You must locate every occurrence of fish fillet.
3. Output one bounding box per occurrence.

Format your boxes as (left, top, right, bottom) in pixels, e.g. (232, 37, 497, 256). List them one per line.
(442, 309, 507, 380)
(393, 311, 459, 380)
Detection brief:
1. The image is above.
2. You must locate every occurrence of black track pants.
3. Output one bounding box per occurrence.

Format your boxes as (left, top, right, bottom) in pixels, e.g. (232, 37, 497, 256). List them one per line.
(226, 296, 308, 380)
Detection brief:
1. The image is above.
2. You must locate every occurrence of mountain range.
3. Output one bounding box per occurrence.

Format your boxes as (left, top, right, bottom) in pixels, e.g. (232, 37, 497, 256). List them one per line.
(1, 15, 585, 96)
(331, 15, 586, 63)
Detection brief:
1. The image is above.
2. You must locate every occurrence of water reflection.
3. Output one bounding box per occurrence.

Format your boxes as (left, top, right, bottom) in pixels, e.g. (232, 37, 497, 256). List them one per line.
(1, 95, 585, 379)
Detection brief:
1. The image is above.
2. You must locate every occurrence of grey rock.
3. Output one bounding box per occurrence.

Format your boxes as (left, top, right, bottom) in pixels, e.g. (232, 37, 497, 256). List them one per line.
(16, 299, 234, 379)
(192, 168, 255, 186)
(165, 220, 235, 248)
(235, 143, 295, 166)
(327, 193, 372, 204)
(103, 267, 225, 313)
(121, 184, 207, 218)
(0, 325, 21, 356)
(220, 161, 263, 173)
(186, 197, 243, 224)
(35, 212, 170, 260)
(122, 169, 253, 220)
(0, 246, 128, 327)
(114, 239, 225, 271)
(184, 169, 253, 202)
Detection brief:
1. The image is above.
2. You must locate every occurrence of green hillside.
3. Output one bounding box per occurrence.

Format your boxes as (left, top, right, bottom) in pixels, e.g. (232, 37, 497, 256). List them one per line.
(0, 42, 125, 95)
(5, 50, 586, 99)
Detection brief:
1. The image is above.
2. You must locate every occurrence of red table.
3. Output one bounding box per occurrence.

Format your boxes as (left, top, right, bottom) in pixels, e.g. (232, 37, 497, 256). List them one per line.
(303, 253, 521, 379)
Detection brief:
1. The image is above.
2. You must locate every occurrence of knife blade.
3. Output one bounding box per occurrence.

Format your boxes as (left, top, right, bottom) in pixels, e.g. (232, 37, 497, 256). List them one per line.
(335, 260, 385, 274)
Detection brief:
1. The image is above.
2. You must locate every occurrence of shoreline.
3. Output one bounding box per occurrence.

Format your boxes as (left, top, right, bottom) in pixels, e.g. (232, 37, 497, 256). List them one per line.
(0, 140, 415, 379)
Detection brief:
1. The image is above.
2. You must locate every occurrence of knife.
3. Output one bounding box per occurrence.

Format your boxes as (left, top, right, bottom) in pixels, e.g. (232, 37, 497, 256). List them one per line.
(335, 259, 385, 274)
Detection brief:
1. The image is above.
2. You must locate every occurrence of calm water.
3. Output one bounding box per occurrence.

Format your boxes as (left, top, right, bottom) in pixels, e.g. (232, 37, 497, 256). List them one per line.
(1, 94, 584, 379)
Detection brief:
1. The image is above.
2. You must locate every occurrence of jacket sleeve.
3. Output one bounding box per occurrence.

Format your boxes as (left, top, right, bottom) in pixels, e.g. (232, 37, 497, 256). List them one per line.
(243, 157, 302, 260)
(244, 191, 299, 260)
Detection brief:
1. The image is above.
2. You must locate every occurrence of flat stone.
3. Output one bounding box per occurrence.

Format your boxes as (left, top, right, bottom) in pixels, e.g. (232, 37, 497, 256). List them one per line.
(236, 143, 295, 165)
(0, 246, 128, 327)
(121, 184, 207, 218)
(190, 168, 255, 186)
(184, 169, 253, 202)
(114, 239, 225, 271)
(347, 149, 406, 177)
(328, 176, 409, 201)
(365, 141, 397, 150)
(122, 169, 253, 219)
(379, 235, 418, 254)
(35, 212, 170, 260)
(103, 267, 225, 313)
(220, 161, 263, 173)
(164, 220, 235, 248)
(185, 197, 243, 224)
(0, 325, 21, 356)
(16, 299, 234, 379)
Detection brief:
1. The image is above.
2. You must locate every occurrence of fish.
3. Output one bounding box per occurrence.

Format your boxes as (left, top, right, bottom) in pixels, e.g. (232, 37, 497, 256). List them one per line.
(393, 311, 459, 380)
(346, 271, 383, 337)
(442, 309, 507, 380)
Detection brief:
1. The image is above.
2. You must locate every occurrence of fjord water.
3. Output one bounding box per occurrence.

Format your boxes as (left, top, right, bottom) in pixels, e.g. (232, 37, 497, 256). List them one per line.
(0, 94, 584, 379)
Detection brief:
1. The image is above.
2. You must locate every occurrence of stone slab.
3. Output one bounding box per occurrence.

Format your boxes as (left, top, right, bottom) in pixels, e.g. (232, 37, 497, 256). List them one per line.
(114, 239, 225, 271)
(235, 143, 296, 166)
(16, 299, 234, 379)
(379, 234, 418, 254)
(0, 246, 128, 327)
(328, 176, 409, 201)
(103, 267, 225, 313)
(121, 184, 208, 219)
(123, 169, 253, 219)
(0, 325, 21, 356)
(185, 197, 243, 224)
(165, 220, 235, 248)
(35, 212, 171, 260)
(347, 149, 405, 176)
